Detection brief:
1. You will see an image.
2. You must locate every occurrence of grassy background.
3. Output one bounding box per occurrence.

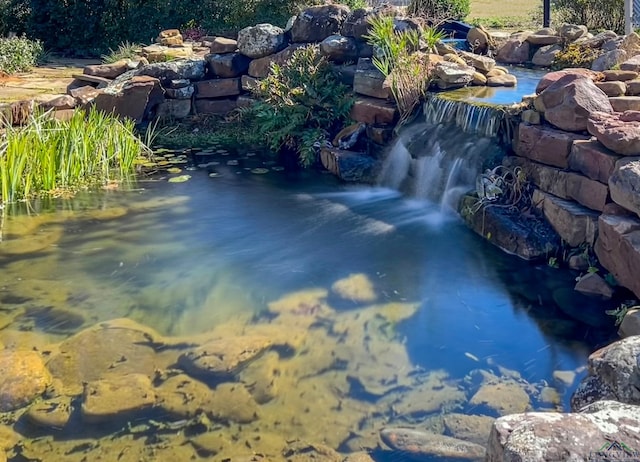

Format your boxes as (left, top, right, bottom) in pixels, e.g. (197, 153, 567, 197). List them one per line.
(468, 0, 541, 28)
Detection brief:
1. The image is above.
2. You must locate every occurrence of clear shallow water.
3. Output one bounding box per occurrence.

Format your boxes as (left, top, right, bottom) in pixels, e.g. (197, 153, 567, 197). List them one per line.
(441, 67, 547, 105)
(0, 162, 616, 460)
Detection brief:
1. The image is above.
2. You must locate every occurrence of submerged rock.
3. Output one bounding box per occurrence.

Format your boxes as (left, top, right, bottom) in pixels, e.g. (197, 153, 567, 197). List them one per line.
(46, 318, 163, 395)
(0, 350, 52, 412)
(282, 440, 343, 462)
(25, 395, 73, 430)
(177, 335, 272, 379)
(380, 427, 486, 461)
(443, 413, 495, 447)
(469, 380, 531, 416)
(331, 273, 377, 303)
(81, 373, 156, 423)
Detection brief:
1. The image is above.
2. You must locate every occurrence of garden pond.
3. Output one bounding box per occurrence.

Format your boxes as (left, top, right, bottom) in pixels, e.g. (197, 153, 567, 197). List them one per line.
(0, 147, 617, 461)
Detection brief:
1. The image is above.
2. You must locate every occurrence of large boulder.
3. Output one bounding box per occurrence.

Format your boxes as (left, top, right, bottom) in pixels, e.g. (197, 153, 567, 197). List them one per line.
(538, 75, 613, 132)
(487, 401, 640, 461)
(496, 37, 530, 64)
(319, 35, 359, 62)
(591, 49, 628, 72)
(571, 336, 640, 410)
(532, 44, 562, 67)
(594, 214, 640, 299)
(433, 61, 475, 85)
(588, 111, 640, 156)
(94, 75, 164, 123)
(558, 24, 588, 42)
(237, 23, 287, 59)
(291, 5, 351, 43)
(610, 157, 640, 217)
(569, 139, 621, 184)
(341, 8, 373, 39)
(466, 27, 492, 54)
(535, 68, 601, 93)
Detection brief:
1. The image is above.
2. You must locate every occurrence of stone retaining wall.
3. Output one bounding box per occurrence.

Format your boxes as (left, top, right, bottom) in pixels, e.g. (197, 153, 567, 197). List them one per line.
(509, 68, 640, 300)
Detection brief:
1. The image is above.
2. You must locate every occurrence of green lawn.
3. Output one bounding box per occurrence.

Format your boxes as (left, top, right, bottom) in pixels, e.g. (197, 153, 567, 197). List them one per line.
(469, 0, 541, 29)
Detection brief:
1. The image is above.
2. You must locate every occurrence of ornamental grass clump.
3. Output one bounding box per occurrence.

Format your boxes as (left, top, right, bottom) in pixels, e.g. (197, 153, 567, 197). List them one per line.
(0, 108, 151, 204)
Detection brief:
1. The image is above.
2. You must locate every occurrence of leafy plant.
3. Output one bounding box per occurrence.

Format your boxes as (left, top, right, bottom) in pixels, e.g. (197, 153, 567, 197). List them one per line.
(554, 0, 624, 34)
(0, 35, 43, 74)
(552, 43, 603, 70)
(0, 108, 150, 204)
(606, 300, 638, 326)
(407, 0, 470, 21)
(101, 41, 143, 64)
(248, 45, 353, 167)
(365, 15, 435, 124)
(548, 256, 560, 269)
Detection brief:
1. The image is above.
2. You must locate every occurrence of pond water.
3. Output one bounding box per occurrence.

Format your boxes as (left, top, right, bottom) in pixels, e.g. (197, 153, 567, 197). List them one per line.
(0, 151, 616, 461)
(441, 67, 547, 105)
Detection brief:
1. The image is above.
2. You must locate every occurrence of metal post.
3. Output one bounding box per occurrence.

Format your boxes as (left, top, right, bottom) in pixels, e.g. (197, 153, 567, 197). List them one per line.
(625, 0, 633, 34)
(543, 0, 551, 28)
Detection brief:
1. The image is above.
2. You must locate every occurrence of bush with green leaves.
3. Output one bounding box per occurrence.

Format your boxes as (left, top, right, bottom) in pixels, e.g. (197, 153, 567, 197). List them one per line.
(248, 45, 353, 167)
(407, 0, 470, 21)
(0, 35, 43, 74)
(553, 0, 624, 34)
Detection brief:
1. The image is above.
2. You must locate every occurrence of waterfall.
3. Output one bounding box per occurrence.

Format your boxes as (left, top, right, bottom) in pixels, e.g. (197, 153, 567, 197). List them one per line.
(423, 93, 506, 138)
(378, 119, 506, 211)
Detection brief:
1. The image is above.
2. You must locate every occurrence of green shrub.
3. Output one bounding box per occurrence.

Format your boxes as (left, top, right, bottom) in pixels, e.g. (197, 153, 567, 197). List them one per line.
(551, 43, 602, 70)
(0, 108, 150, 204)
(407, 0, 470, 21)
(249, 45, 353, 167)
(0, 35, 43, 74)
(553, 0, 624, 34)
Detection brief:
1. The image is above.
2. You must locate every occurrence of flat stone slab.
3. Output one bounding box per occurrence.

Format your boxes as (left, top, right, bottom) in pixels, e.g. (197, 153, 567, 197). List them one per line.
(178, 335, 272, 378)
(381, 428, 486, 461)
(533, 189, 599, 246)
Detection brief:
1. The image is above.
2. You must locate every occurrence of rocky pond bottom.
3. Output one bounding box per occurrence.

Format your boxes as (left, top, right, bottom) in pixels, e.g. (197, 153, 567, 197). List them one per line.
(0, 163, 616, 461)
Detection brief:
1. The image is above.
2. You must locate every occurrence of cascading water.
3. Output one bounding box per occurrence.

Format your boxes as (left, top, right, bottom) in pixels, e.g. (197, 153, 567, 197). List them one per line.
(378, 116, 506, 211)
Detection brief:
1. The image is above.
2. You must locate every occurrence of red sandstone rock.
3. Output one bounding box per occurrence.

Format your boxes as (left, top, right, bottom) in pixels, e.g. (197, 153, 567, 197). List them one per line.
(569, 139, 621, 183)
(536, 68, 601, 93)
(587, 111, 640, 156)
(516, 123, 589, 169)
(595, 214, 640, 299)
(538, 75, 613, 132)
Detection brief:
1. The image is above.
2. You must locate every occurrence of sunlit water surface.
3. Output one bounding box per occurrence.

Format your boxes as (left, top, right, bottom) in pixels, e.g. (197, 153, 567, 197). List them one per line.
(0, 164, 615, 461)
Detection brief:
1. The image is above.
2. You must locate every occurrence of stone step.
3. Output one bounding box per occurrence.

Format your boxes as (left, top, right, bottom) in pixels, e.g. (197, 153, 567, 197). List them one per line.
(533, 189, 599, 247)
(516, 123, 589, 169)
(194, 78, 241, 99)
(320, 147, 378, 182)
(509, 156, 610, 212)
(569, 139, 621, 184)
(350, 97, 397, 125)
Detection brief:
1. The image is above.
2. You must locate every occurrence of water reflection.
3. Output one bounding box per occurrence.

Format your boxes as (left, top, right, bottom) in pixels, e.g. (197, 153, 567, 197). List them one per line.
(0, 169, 615, 460)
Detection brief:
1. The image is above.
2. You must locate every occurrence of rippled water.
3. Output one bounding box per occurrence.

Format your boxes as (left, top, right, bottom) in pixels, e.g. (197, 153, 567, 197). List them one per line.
(0, 158, 616, 460)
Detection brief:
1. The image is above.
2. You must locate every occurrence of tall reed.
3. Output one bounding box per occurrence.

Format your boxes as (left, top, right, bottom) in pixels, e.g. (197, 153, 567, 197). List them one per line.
(0, 108, 150, 204)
